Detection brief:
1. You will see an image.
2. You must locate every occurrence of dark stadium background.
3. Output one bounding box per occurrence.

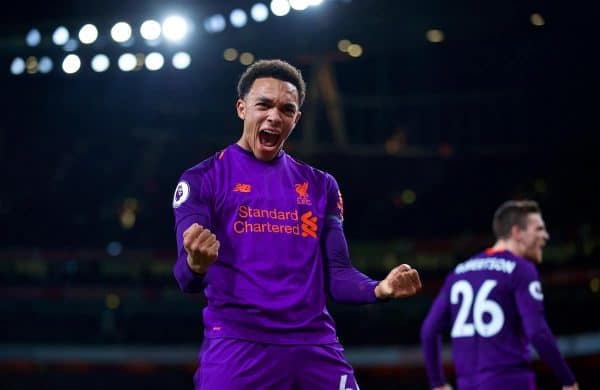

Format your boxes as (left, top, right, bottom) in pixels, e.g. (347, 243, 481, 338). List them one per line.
(1, 0, 598, 389)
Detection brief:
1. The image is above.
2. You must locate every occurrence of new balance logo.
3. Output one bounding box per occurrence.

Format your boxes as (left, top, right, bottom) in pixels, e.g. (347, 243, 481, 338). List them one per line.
(301, 211, 318, 238)
(233, 183, 252, 193)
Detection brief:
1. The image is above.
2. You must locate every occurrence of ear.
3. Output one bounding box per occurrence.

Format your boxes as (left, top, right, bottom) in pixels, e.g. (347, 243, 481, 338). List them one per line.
(236, 99, 245, 120)
(292, 110, 302, 128)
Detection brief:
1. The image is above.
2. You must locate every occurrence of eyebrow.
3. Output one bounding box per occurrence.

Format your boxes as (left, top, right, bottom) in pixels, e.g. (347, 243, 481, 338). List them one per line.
(255, 97, 297, 110)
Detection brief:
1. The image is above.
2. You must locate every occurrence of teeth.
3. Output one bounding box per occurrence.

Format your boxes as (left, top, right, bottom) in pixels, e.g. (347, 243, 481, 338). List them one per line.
(261, 129, 277, 135)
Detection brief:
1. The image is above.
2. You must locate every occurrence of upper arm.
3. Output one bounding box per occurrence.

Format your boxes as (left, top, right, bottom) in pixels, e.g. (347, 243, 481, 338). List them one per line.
(514, 265, 547, 338)
(173, 170, 213, 231)
(422, 279, 452, 337)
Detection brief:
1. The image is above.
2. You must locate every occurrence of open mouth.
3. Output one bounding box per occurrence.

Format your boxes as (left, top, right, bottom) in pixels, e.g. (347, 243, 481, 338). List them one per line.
(259, 129, 280, 148)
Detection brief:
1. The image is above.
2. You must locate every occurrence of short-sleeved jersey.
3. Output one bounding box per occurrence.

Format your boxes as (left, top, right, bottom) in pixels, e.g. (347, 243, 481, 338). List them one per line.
(424, 249, 545, 387)
(172, 144, 346, 344)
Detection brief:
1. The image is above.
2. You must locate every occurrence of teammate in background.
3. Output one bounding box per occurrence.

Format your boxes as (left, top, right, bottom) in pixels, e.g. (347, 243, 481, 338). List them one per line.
(172, 59, 422, 389)
(420, 200, 579, 390)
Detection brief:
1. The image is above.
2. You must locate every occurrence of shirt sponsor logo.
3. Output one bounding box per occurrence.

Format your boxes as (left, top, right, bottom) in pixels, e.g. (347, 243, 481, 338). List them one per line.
(528, 280, 544, 301)
(172, 181, 190, 208)
(233, 183, 252, 193)
(300, 211, 317, 238)
(295, 182, 312, 205)
(233, 205, 318, 238)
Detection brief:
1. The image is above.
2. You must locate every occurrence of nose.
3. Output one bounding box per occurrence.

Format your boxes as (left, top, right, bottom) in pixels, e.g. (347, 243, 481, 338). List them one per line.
(266, 108, 282, 124)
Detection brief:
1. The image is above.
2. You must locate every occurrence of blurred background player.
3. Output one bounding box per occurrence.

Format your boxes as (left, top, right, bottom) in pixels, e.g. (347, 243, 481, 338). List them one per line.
(420, 200, 579, 390)
(173, 59, 422, 389)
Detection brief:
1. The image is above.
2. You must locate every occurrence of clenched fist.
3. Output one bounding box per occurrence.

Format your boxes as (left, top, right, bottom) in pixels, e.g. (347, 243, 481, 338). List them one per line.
(183, 223, 220, 274)
(375, 264, 422, 299)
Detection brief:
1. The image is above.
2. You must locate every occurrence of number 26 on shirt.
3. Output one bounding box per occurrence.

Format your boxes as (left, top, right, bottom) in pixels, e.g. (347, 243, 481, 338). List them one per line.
(450, 279, 505, 338)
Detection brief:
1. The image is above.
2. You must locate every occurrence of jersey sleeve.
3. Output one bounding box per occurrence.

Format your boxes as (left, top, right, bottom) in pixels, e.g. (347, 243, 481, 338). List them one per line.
(172, 170, 213, 293)
(321, 173, 379, 304)
(515, 263, 576, 385)
(420, 277, 452, 388)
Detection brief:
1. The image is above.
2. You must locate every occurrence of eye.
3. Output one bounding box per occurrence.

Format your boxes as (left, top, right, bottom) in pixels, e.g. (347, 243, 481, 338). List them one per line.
(283, 106, 296, 115)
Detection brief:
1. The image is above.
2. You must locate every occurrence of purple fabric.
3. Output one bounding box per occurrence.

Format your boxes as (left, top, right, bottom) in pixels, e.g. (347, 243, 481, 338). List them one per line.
(194, 338, 359, 390)
(458, 371, 535, 390)
(421, 249, 575, 388)
(172, 144, 378, 345)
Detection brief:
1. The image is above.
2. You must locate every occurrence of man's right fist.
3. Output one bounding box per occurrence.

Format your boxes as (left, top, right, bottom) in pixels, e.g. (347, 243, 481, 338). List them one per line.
(183, 223, 220, 274)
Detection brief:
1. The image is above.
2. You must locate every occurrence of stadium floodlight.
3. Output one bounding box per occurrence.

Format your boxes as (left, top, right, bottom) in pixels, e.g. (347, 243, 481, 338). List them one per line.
(162, 15, 188, 42)
(223, 48, 238, 62)
(240, 52, 254, 65)
(347, 43, 363, 57)
(26, 28, 41, 47)
(79, 24, 98, 44)
(106, 241, 123, 257)
(270, 0, 291, 17)
(91, 54, 110, 72)
(230, 9, 248, 28)
(251, 3, 269, 22)
(204, 14, 226, 33)
(52, 26, 69, 46)
(172, 51, 191, 69)
(62, 54, 81, 74)
(145, 52, 164, 71)
(289, 0, 309, 11)
(38, 57, 53, 73)
(63, 38, 79, 52)
(111, 22, 132, 43)
(426, 29, 444, 43)
(118, 53, 137, 71)
(140, 20, 161, 40)
(10, 57, 26, 75)
(25, 56, 38, 74)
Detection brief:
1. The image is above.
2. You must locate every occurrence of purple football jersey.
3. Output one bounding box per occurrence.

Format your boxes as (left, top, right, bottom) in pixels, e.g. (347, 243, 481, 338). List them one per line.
(421, 249, 575, 388)
(172, 144, 377, 345)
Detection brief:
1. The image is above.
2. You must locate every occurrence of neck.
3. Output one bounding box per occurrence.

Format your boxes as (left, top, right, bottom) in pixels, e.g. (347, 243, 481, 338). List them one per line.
(491, 239, 522, 257)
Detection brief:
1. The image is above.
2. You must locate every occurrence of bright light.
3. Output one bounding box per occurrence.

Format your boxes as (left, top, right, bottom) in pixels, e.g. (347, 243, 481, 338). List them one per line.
(337, 39, 351, 52)
(79, 24, 98, 44)
(118, 53, 137, 71)
(223, 48, 238, 61)
(25, 56, 38, 74)
(162, 15, 188, 42)
(204, 14, 226, 33)
(308, 0, 323, 5)
(111, 22, 132, 43)
(240, 52, 255, 65)
(347, 43, 363, 57)
(426, 29, 444, 43)
(26, 28, 41, 47)
(230, 9, 248, 28)
(106, 241, 123, 257)
(145, 52, 164, 71)
(63, 38, 79, 52)
(91, 54, 110, 72)
(530, 13, 545, 27)
(172, 52, 191, 69)
(38, 57, 53, 73)
(251, 3, 269, 22)
(62, 54, 81, 74)
(52, 26, 69, 46)
(271, 0, 291, 16)
(10, 57, 26, 75)
(140, 20, 161, 40)
(289, 0, 309, 11)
